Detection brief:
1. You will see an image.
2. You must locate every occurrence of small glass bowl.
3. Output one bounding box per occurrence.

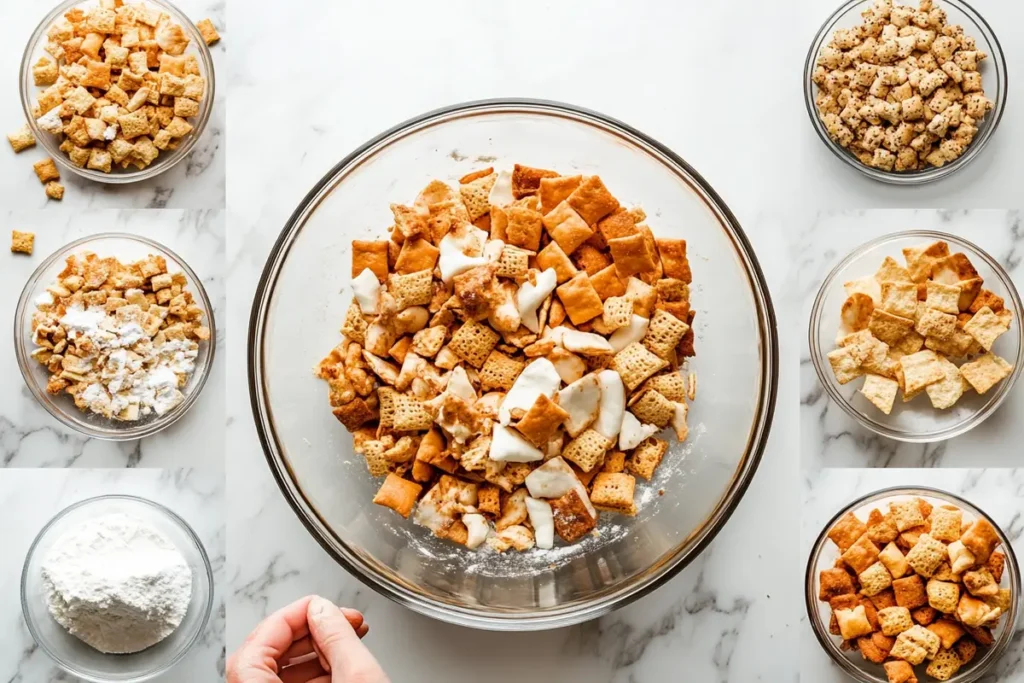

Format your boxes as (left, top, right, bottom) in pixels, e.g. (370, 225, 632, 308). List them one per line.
(805, 486, 1021, 683)
(803, 0, 1006, 185)
(19, 0, 216, 184)
(808, 230, 1023, 442)
(21, 495, 214, 683)
(14, 233, 216, 441)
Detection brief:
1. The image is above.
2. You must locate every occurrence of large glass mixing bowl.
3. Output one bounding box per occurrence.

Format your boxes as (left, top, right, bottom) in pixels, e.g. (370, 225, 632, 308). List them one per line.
(248, 99, 779, 630)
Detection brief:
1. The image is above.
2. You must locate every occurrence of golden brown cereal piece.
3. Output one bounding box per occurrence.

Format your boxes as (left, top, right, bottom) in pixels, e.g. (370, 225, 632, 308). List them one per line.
(44, 182, 64, 201)
(590, 264, 627, 300)
(929, 506, 962, 543)
(835, 605, 873, 641)
(573, 243, 612, 275)
(567, 176, 620, 226)
(828, 511, 868, 552)
(819, 567, 857, 601)
(448, 319, 500, 368)
(891, 624, 941, 665)
(118, 109, 152, 140)
(957, 594, 1000, 628)
(905, 534, 948, 578)
(627, 437, 668, 480)
(543, 201, 593, 255)
(869, 309, 915, 345)
(536, 241, 578, 284)
(514, 394, 568, 447)
(883, 660, 917, 683)
(642, 309, 689, 359)
(963, 567, 998, 597)
(372, 474, 423, 518)
(601, 450, 626, 473)
(612, 342, 668, 391)
(394, 237, 439, 275)
(495, 245, 530, 279)
(556, 272, 604, 325)
(877, 606, 914, 636)
(656, 238, 692, 284)
(859, 561, 893, 596)
(391, 204, 428, 240)
(915, 307, 957, 340)
(477, 484, 501, 516)
(196, 18, 220, 45)
(332, 397, 376, 432)
(504, 204, 544, 252)
(960, 518, 1000, 564)
(539, 175, 582, 214)
(608, 233, 656, 278)
(511, 164, 558, 199)
(33, 158, 60, 183)
(596, 209, 639, 244)
(959, 353, 1013, 394)
(969, 289, 1004, 314)
(989, 551, 1006, 583)
(899, 350, 945, 395)
(391, 393, 433, 432)
(925, 281, 962, 315)
(351, 240, 390, 281)
(32, 57, 58, 86)
(459, 172, 496, 221)
(875, 256, 912, 283)
(926, 649, 962, 681)
(926, 356, 969, 410)
(563, 429, 612, 472)
(479, 350, 525, 392)
(881, 280, 919, 319)
(927, 619, 966, 651)
(643, 372, 687, 403)
(410, 326, 445, 358)
(389, 270, 433, 310)
(590, 472, 637, 515)
(550, 487, 597, 542)
(629, 390, 674, 428)
(843, 534, 881, 575)
(904, 241, 951, 283)
(602, 295, 633, 330)
(11, 231, 35, 255)
(963, 306, 1008, 351)
(7, 125, 36, 152)
(827, 347, 864, 385)
(927, 579, 960, 614)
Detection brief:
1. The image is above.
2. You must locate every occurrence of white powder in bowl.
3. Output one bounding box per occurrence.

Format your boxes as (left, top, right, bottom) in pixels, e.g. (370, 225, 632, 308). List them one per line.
(41, 512, 193, 654)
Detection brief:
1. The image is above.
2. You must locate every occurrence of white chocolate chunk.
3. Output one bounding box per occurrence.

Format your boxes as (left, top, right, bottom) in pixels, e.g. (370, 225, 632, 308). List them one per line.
(525, 497, 555, 550)
(490, 424, 544, 462)
(499, 357, 560, 425)
(351, 268, 380, 314)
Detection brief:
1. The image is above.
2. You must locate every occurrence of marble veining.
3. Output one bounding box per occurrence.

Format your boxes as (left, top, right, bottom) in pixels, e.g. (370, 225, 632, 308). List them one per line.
(800, 210, 1024, 470)
(0, 209, 225, 469)
(0, 0, 225, 209)
(0, 468, 224, 682)
(801, 469, 1024, 681)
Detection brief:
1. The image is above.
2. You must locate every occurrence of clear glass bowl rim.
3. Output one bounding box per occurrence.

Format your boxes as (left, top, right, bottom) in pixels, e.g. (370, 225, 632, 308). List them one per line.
(13, 231, 217, 441)
(18, 0, 217, 185)
(247, 97, 780, 630)
(802, 0, 1008, 185)
(804, 484, 1021, 683)
(808, 228, 1024, 443)
(20, 494, 215, 683)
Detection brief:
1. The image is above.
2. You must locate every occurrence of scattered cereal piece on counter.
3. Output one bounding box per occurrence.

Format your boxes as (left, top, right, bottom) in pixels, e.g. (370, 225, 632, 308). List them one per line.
(44, 181, 64, 201)
(196, 18, 220, 45)
(33, 158, 60, 183)
(11, 231, 35, 255)
(7, 125, 36, 153)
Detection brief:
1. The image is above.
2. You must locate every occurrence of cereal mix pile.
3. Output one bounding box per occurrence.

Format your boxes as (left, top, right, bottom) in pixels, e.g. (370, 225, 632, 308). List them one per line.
(318, 165, 697, 552)
(30, 251, 209, 421)
(819, 497, 1010, 681)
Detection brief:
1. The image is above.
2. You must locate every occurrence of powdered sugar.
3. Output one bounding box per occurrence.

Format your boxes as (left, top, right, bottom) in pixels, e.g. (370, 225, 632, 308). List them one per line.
(41, 513, 193, 654)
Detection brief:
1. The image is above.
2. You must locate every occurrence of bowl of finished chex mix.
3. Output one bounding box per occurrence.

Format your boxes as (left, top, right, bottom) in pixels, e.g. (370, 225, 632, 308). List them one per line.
(807, 487, 1020, 683)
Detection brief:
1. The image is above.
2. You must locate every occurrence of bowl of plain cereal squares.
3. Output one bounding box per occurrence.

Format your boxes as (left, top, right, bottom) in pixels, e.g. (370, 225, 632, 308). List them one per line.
(809, 230, 1022, 442)
(248, 99, 779, 629)
(804, 0, 1006, 184)
(806, 487, 1020, 683)
(19, 0, 218, 184)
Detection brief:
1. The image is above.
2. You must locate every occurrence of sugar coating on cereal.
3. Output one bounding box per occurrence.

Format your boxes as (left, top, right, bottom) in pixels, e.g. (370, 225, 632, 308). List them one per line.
(29, 251, 210, 421)
(812, 0, 993, 173)
(317, 168, 698, 551)
(818, 496, 1008, 681)
(826, 239, 1013, 412)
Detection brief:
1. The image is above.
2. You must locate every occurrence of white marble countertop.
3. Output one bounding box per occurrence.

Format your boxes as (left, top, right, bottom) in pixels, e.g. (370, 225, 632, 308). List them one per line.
(225, 1, 803, 680)
(0, 209, 225, 468)
(0, 467, 225, 682)
(800, 468, 1024, 681)
(799, 210, 1024, 469)
(0, 0, 225, 209)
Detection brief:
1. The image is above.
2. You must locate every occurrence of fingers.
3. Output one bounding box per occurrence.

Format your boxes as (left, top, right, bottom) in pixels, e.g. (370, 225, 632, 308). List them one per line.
(280, 636, 315, 663)
(229, 596, 315, 680)
(280, 658, 327, 683)
(307, 596, 389, 682)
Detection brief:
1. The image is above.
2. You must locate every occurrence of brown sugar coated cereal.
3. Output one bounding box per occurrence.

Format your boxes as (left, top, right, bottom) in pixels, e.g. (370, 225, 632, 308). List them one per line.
(317, 166, 699, 552)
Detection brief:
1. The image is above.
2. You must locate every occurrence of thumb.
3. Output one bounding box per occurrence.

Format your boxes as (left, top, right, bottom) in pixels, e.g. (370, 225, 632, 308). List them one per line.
(307, 596, 388, 682)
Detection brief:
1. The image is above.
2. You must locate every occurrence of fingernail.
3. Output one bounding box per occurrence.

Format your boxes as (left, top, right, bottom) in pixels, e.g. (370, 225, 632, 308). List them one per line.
(309, 596, 333, 622)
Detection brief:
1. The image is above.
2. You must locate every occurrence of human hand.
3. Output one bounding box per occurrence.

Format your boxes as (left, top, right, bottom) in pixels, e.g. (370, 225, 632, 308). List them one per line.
(227, 595, 388, 683)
